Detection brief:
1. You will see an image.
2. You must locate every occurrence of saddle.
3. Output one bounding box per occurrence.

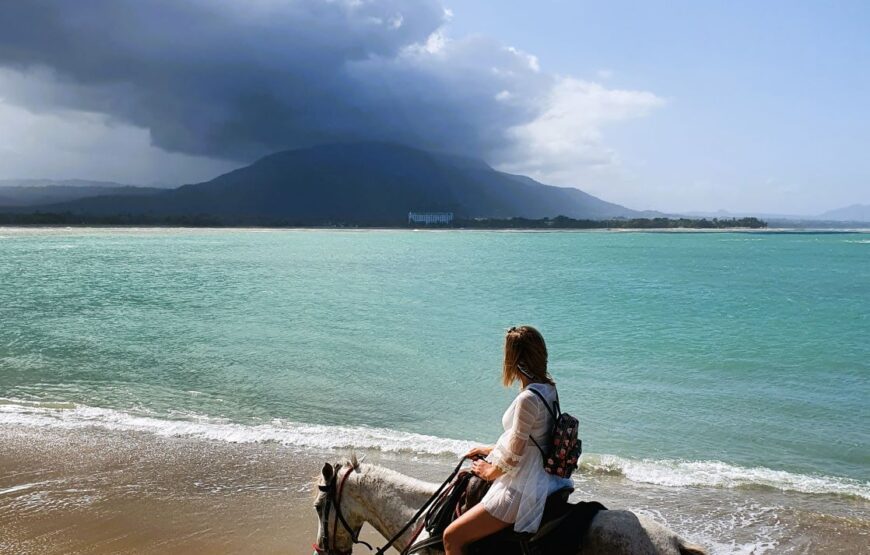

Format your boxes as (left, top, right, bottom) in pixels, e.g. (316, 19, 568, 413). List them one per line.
(410, 473, 606, 555)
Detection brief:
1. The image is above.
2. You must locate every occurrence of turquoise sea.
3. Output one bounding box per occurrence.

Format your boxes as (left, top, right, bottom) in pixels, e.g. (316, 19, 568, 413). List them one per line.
(0, 228, 868, 505)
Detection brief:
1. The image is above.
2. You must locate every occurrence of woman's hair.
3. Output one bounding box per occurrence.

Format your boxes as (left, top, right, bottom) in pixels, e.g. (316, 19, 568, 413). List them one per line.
(502, 325, 554, 387)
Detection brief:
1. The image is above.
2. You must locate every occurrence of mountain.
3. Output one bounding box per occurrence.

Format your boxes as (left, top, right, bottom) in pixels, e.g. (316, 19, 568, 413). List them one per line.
(816, 204, 870, 222)
(7, 143, 645, 224)
(0, 179, 164, 207)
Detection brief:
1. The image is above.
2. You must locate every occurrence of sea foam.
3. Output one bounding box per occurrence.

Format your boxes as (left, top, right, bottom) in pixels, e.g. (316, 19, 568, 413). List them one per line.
(1, 399, 867, 500)
(0, 399, 475, 457)
(580, 454, 869, 499)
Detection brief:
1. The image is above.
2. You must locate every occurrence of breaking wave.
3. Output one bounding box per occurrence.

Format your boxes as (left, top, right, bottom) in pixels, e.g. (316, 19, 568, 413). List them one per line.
(1, 399, 867, 500)
(580, 454, 869, 500)
(0, 398, 475, 457)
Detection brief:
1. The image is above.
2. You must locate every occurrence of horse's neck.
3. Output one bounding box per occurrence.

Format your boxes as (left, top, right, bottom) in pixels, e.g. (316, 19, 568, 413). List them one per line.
(351, 465, 439, 552)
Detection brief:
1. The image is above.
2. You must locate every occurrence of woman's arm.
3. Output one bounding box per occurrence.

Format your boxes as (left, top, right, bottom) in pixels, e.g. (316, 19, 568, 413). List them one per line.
(463, 445, 494, 459)
(470, 458, 504, 481)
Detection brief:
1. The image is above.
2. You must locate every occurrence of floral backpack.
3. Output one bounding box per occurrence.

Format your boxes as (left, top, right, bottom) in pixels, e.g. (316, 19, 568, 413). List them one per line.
(527, 386, 582, 478)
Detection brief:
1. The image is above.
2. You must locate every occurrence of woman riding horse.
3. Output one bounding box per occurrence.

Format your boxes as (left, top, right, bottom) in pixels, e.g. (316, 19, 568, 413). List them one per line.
(443, 325, 573, 555)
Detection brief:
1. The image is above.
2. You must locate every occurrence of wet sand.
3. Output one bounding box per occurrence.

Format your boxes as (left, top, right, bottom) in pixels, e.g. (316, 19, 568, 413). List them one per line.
(0, 425, 391, 554)
(1, 425, 867, 554)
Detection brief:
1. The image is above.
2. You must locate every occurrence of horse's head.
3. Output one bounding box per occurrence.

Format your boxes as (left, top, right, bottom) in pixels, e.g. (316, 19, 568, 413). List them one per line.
(312, 457, 365, 555)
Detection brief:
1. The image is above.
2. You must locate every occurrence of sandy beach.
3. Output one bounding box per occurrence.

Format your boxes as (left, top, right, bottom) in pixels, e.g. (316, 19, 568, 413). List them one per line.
(2, 423, 867, 554)
(0, 424, 404, 554)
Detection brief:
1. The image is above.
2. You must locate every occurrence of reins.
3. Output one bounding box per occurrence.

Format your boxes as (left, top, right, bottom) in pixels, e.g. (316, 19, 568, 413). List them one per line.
(335, 466, 374, 551)
(314, 465, 373, 555)
(316, 457, 469, 555)
(375, 457, 468, 555)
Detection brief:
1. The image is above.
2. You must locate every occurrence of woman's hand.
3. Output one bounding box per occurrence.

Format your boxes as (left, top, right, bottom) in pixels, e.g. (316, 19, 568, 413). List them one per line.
(463, 445, 493, 460)
(470, 459, 503, 481)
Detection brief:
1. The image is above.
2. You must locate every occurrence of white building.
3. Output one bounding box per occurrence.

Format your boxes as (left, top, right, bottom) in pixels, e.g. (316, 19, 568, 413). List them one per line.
(408, 211, 454, 225)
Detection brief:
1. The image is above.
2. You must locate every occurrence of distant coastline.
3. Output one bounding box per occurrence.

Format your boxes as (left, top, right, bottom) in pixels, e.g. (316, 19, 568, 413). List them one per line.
(2, 145, 865, 230)
(0, 212, 768, 230)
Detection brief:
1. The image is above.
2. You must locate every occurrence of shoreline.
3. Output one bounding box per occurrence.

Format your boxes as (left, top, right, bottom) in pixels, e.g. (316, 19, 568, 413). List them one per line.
(2, 423, 867, 554)
(1, 225, 868, 233)
(1, 399, 866, 499)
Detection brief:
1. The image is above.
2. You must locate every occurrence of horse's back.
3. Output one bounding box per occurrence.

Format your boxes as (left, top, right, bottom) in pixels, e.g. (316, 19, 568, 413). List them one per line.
(581, 510, 706, 555)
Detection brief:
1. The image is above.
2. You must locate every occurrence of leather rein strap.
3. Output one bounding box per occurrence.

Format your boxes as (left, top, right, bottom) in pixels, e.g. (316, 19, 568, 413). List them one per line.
(375, 457, 468, 555)
(316, 457, 468, 555)
(315, 465, 373, 555)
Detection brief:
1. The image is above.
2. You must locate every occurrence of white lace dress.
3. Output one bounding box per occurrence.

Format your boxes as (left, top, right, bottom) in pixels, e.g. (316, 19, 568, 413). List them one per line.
(481, 383, 574, 533)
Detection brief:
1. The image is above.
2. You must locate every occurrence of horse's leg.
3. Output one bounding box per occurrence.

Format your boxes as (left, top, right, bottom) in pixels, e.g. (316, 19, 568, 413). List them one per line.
(443, 504, 510, 555)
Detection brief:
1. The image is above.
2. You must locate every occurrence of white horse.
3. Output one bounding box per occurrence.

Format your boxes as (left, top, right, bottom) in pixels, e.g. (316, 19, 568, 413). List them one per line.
(312, 456, 707, 555)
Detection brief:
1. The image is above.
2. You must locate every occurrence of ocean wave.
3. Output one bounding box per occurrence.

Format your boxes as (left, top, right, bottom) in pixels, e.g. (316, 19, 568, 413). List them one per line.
(0, 399, 475, 457)
(580, 454, 869, 500)
(1, 399, 867, 500)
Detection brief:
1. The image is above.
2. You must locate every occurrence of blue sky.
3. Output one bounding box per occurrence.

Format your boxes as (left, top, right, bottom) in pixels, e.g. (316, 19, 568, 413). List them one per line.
(0, 0, 867, 214)
(448, 0, 870, 213)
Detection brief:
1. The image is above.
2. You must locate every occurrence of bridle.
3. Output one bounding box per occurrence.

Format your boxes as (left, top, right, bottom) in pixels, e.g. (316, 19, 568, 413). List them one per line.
(313, 464, 373, 555)
(313, 458, 468, 555)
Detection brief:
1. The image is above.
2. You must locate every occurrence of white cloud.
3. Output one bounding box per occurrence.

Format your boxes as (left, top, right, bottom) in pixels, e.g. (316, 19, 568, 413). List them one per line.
(423, 30, 448, 53)
(497, 77, 664, 185)
(505, 46, 540, 72)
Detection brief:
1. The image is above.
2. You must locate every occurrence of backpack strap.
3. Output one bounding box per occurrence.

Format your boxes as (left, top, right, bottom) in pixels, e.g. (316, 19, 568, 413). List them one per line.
(525, 385, 559, 459)
(526, 385, 560, 421)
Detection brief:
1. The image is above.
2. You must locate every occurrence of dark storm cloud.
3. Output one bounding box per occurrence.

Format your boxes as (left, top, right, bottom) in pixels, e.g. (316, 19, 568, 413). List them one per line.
(0, 0, 547, 162)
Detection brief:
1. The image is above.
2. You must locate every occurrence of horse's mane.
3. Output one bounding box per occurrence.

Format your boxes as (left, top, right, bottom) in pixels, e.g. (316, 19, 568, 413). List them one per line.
(312, 453, 439, 504)
(341, 454, 438, 498)
(348, 453, 361, 472)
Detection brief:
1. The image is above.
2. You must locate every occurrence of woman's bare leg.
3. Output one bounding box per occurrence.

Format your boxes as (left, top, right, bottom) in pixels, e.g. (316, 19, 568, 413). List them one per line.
(442, 504, 511, 555)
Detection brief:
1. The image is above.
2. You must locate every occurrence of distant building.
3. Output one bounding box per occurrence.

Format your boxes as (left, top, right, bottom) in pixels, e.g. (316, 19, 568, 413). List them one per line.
(408, 211, 454, 225)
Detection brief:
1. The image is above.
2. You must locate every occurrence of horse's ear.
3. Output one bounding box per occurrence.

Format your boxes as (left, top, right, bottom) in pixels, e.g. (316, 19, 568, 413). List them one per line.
(321, 462, 334, 483)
